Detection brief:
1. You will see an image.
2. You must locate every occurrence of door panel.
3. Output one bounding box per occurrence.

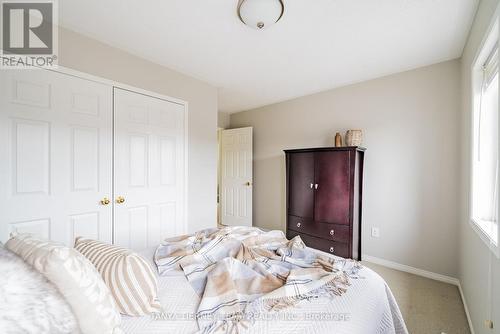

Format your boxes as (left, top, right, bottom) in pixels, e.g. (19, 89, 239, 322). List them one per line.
(114, 88, 185, 249)
(13, 119, 51, 194)
(71, 127, 99, 191)
(0, 69, 113, 245)
(70, 212, 100, 241)
(220, 127, 253, 227)
(314, 151, 351, 225)
(288, 153, 315, 219)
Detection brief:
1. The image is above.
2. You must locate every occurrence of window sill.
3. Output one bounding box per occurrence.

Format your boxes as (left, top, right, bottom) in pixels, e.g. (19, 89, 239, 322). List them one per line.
(469, 219, 500, 258)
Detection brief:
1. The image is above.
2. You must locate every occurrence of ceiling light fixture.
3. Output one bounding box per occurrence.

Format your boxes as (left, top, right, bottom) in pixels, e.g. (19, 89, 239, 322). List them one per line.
(237, 0, 284, 30)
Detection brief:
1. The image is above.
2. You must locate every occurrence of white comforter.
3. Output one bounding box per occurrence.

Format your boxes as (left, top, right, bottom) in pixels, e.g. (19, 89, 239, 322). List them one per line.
(121, 248, 408, 334)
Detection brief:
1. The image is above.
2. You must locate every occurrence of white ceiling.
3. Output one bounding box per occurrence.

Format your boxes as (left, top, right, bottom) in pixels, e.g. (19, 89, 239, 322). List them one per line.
(60, 0, 478, 113)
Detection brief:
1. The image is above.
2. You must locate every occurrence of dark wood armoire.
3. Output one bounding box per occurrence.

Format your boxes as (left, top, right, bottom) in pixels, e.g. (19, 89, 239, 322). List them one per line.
(284, 147, 365, 260)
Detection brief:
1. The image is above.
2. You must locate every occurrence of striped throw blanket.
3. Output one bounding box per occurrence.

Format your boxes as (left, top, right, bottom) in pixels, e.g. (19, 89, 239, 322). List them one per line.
(154, 226, 361, 333)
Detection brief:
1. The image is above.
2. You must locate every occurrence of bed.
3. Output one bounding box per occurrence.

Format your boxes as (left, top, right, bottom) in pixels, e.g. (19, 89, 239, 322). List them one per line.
(1, 227, 408, 334)
(121, 246, 408, 334)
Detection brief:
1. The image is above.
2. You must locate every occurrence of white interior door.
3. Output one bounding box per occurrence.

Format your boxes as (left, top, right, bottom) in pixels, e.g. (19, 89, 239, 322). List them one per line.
(0, 69, 113, 245)
(114, 88, 186, 250)
(221, 127, 253, 227)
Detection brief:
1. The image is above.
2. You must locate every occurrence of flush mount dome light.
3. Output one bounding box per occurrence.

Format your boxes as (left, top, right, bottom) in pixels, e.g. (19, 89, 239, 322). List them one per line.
(237, 0, 284, 30)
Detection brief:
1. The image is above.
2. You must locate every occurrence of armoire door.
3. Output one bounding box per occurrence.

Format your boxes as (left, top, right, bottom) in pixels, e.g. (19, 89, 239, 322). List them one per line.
(113, 88, 185, 250)
(314, 151, 351, 225)
(0, 69, 113, 245)
(288, 152, 315, 219)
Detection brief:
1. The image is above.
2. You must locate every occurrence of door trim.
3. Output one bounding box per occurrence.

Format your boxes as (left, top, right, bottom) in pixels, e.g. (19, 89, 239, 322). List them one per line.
(46, 66, 188, 106)
(43, 65, 189, 242)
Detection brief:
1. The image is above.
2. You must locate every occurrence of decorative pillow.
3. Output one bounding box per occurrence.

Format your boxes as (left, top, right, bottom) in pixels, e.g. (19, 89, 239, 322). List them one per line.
(74, 237, 162, 316)
(5, 234, 121, 334)
(0, 245, 78, 334)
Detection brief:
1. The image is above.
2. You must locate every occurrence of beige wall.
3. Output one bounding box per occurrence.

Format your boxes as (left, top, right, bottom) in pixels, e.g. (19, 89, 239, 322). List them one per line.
(218, 112, 231, 129)
(231, 60, 461, 277)
(459, 0, 500, 333)
(58, 28, 218, 233)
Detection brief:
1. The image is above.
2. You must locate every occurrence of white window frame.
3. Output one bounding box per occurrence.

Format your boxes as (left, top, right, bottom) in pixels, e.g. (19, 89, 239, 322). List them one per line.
(470, 6, 500, 258)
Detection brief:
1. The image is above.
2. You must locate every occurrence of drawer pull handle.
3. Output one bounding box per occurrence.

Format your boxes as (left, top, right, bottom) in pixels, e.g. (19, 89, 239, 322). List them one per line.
(310, 183, 314, 189)
(297, 223, 301, 228)
(329, 247, 334, 253)
(330, 229, 335, 236)
(314, 184, 319, 190)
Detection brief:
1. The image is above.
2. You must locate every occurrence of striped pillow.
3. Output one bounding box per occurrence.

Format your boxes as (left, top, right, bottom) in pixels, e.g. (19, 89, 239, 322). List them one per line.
(75, 238, 162, 316)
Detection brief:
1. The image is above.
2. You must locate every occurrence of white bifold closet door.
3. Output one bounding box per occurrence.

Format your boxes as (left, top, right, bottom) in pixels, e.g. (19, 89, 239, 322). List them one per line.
(113, 88, 186, 250)
(0, 69, 113, 245)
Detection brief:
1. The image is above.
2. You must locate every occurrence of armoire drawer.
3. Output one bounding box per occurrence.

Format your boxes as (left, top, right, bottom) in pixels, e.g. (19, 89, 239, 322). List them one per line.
(287, 230, 350, 258)
(287, 215, 350, 243)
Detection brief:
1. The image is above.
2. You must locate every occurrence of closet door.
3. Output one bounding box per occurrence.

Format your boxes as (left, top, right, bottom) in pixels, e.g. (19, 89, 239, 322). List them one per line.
(0, 69, 113, 244)
(114, 88, 185, 250)
(314, 151, 351, 225)
(288, 152, 315, 219)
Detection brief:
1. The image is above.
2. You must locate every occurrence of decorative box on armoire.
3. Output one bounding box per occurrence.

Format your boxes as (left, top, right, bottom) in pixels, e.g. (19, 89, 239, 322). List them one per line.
(284, 147, 365, 260)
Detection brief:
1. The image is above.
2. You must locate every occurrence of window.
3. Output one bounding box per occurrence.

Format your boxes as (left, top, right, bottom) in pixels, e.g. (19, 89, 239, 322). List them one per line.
(471, 22, 499, 254)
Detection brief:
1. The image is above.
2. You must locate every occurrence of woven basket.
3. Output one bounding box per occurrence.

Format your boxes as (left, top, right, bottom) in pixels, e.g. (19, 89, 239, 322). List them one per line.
(345, 130, 363, 146)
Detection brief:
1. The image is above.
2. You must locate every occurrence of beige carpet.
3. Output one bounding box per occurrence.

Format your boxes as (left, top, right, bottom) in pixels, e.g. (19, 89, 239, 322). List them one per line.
(362, 262, 471, 334)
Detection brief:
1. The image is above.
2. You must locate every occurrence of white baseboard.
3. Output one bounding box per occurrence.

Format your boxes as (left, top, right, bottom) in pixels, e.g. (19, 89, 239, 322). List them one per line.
(457, 282, 476, 334)
(362, 254, 459, 285)
(362, 254, 474, 334)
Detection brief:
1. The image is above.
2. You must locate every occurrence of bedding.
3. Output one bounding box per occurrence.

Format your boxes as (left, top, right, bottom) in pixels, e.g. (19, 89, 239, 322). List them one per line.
(75, 237, 162, 317)
(120, 227, 408, 334)
(5, 233, 122, 334)
(0, 229, 408, 334)
(155, 226, 359, 333)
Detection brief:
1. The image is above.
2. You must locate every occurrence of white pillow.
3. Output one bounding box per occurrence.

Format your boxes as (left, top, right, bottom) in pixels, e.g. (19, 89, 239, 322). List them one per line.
(0, 245, 79, 334)
(5, 234, 122, 334)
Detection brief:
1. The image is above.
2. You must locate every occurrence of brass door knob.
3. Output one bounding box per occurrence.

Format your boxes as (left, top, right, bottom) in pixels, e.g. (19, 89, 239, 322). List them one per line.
(116, 196, 125, 204)
(100, 197, 110, 205)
